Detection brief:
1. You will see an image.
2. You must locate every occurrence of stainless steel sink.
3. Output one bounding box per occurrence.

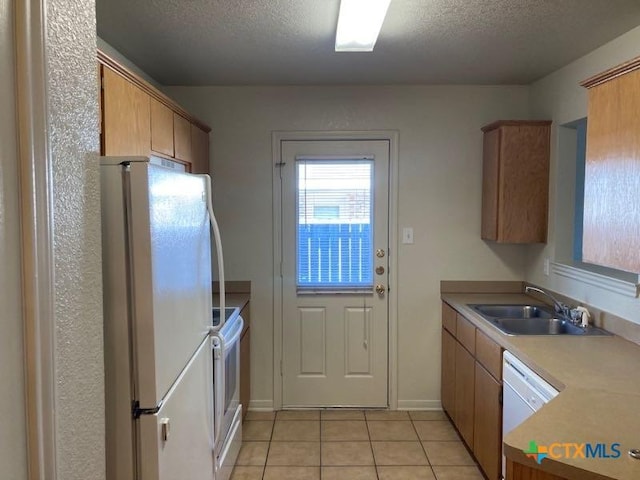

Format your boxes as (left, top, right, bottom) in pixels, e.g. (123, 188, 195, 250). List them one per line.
(493, 317, 585, 335)
(472, 304, 554, 319)
(468, 304, 612, 336)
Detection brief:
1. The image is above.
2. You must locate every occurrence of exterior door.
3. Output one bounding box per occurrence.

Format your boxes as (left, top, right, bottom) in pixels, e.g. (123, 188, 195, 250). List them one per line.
(280, 140, 390, 407)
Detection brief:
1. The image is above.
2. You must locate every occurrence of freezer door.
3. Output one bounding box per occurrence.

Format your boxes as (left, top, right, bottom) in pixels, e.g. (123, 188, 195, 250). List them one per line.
(138, 338, 215, 480)
(128, 161, 212, 407)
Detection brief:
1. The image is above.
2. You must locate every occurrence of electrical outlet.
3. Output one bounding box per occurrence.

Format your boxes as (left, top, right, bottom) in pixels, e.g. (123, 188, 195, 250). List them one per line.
(402, 227, 414, 244)
(543, 258, 550, 276)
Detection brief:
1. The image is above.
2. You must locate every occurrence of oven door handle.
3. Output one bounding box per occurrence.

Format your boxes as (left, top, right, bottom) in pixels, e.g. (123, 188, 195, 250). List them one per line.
(212, 337, 224, 442)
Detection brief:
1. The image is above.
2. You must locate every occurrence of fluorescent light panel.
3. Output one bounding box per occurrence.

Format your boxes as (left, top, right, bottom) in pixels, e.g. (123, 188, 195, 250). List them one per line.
(335, 0, 391, 52)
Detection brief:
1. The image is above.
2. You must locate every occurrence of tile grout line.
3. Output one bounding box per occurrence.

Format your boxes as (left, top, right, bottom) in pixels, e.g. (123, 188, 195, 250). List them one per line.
(411, 415, 440, 480)
(319, 416, 322, 479)
(260, 418, 276, 480)
(363, 415, 382, 480)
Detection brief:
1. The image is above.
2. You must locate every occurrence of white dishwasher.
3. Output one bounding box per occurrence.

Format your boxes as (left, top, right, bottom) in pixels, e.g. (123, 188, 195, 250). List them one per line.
(502, 351, 559, 479)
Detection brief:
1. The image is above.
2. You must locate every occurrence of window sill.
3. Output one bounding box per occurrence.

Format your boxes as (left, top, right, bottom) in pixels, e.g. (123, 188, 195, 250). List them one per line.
(551, 261, 640, 298)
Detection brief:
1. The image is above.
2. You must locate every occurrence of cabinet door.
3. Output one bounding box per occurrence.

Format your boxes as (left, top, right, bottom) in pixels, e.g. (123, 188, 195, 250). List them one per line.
(481, 121, 550, 243)
(454, 342, 475, 448)
(506, 459, 568, 480)
(441, 328, 456, 419)
(174, 114, 192, 163)
(474, 362, 502, 480)
(102, 66, 151, 156)
(481, 128, 500, 240)
(190, 125, 210, 174)
(583, 67, 640, 273)
(498, 125, 550, 243)
(150, 98, 174, 157)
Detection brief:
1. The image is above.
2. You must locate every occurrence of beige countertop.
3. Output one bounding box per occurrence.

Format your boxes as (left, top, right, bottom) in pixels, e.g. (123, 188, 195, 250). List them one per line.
(442, 293, 640, 480)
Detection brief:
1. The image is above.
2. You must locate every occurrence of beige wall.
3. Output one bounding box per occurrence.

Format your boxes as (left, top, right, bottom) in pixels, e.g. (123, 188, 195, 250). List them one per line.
(165, 85, 530, 408)
(0, 0, 27, 477)
(46, 0, 105, 477)
(526, 25, 640, 324)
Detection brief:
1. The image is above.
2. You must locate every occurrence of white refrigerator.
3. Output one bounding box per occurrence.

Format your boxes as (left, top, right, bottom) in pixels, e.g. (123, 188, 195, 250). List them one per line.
(101, 156, 218, 480)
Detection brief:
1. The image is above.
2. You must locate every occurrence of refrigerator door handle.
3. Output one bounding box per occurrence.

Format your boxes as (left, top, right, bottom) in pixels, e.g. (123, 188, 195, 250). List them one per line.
(132, 400, 162, 419)
(219, 316, 244, 351)
(199, 174, 226, 332)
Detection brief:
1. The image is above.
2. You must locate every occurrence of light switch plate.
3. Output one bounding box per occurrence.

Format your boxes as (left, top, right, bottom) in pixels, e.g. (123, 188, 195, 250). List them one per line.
(543, 258, 550, 276)
(402, 227, 414, 244)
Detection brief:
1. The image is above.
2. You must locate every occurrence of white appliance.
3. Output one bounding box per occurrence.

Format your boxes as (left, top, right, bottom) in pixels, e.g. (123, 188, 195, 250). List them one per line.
(502, 351, 559, 479)
(101, 156, 229, 480)
(212, 307, 244, 480)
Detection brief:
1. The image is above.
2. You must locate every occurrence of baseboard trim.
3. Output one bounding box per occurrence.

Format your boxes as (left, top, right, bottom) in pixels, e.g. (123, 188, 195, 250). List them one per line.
(248, 400, 274, 412)
(397, 400, 442, 411)
(248, 399, 443, 411)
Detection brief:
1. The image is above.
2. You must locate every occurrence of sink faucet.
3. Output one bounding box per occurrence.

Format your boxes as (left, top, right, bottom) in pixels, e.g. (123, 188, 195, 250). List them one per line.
(525, 286, 571, 319)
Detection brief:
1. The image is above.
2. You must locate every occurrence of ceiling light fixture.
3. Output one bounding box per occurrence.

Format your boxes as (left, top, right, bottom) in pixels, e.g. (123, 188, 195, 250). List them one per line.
(335, 0, 391, 52)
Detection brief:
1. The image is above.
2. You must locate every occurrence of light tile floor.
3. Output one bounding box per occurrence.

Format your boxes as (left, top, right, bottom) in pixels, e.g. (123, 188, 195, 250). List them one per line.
(232, 410, 484, 480)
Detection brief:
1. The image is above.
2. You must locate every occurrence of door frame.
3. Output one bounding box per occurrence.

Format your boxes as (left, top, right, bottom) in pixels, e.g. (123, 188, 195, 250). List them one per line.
(272, 130, 399, 410)
(15, 1, 59, 478)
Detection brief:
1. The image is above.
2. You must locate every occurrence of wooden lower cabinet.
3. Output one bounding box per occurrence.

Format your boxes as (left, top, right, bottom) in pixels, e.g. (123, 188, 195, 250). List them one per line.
(240, 303, 251, 421)
(454, 342, 475, 448)
(441, 328, 456, 420)
(442, 302, 505, 480)
(474, 362, 502, 480)
(506, 459, 568, 480)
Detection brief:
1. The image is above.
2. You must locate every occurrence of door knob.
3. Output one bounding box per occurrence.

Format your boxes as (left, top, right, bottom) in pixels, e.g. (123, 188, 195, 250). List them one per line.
(375, 284, 386, 296)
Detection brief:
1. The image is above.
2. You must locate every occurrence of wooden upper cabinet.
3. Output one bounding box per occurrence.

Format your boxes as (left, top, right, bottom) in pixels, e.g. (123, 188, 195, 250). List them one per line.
(173, 114, 192, 163)
(191, 125, 210, 174)
(102, 66, 151, 156)
(581, 57, 640, 273)
(150, 98, 174, 157)
(98, 50, 211, 171)
(481, 120, 551, 243)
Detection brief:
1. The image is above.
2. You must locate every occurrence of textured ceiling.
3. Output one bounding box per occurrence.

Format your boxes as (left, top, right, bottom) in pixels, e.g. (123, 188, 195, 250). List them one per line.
(96, 0, 640, 86)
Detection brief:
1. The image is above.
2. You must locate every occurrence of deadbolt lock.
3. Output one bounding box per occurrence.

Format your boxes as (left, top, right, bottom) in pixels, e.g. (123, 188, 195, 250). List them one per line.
(376, 249, 385, 258)
(375, 266, 385, 275)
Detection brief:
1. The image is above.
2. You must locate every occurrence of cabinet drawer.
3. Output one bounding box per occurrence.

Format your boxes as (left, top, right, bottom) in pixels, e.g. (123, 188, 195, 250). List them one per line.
(475, 329, 502, 381)
(456, 315, 476, 355)
(442, 302, 457, 335)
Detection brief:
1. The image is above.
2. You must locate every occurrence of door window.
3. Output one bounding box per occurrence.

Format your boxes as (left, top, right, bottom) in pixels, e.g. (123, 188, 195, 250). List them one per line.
(296, 159, 373, 291)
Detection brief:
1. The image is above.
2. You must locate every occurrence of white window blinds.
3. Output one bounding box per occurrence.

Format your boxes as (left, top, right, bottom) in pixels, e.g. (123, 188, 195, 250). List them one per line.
(296, 158, 373, 289)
